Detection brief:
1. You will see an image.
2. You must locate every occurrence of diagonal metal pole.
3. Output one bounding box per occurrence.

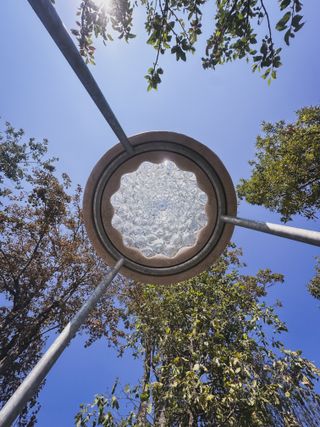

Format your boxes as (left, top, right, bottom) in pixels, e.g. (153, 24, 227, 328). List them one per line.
(27, 0, 133, 154)
(0, 258, 124, 427)
(221, 215, 320, 247)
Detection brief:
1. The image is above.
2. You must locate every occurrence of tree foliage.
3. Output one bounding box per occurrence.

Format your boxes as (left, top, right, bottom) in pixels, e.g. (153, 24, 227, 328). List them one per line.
(0, 122, 125, 426)
(237, 106, 320, 223)
(308, 258, 320, 301)
(237, 106, 320, 301)
(65, 0, 305, 89)
(76, 246, 320, 426)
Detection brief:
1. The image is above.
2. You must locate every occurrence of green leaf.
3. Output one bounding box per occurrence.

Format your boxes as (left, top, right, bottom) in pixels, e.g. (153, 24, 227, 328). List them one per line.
(276, 12, 291, 31)
(111, 396, 119, 409)
(280, 0, 291, 10)
(140, 392, 149, 401)
(292, 14, 303, 28)
(284, 29, 291, 46)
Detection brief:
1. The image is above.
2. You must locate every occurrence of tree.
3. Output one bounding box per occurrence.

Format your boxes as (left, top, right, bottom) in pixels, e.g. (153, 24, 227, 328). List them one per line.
(63, 0, 304, 89)
(0, 122, 125, 426)
(237, 106, 320, 300)
(308, 258, 320, 301)
(75, 246, 320, 426)
(237, 106, 320, 222)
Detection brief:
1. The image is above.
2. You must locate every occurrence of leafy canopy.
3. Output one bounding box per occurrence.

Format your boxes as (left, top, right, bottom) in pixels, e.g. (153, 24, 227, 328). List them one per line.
(237, 106, 320, 223)
(76, 247, 320, 426)
(0, 122, 125, 426)
(237, 106, 320, 302)
(62, 0, 304, 89)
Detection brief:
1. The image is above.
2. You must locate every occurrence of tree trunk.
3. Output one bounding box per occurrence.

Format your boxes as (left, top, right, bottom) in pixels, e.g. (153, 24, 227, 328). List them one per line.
(136, 342, 152, 425)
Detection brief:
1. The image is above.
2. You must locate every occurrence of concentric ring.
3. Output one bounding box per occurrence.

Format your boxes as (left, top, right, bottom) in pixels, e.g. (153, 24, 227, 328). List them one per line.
(83, 131, 237, 284)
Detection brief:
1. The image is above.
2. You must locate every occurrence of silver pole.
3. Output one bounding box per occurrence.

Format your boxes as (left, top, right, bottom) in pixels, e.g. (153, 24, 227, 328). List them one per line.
(0, 258, 124, 427)
(221, 215, 320, 247)
(27, 0, 133, 154)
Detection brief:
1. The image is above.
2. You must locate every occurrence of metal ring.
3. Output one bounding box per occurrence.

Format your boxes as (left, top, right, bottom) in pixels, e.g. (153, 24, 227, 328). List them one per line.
(83, 132, 237, 284)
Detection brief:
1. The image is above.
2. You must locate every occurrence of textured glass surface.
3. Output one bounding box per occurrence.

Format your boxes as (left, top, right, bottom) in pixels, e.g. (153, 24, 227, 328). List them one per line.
(110, 161, 208, 257)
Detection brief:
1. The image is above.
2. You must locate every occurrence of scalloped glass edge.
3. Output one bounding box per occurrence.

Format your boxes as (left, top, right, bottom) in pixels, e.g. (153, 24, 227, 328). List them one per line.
(110, 160, 208, 258)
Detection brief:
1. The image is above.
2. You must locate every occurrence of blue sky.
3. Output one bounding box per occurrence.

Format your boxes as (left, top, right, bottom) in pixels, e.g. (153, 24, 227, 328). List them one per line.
(1, 0, 320, 425)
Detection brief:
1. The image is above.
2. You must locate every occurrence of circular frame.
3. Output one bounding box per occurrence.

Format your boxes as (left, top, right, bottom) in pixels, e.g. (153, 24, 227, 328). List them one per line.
(101, 150, 217, 267)
(83, 131, 237, 284)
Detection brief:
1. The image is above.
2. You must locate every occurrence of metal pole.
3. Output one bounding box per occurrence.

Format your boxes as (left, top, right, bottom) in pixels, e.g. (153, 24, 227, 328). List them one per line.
(0, 258, 124, 427)
(221, 215, 320, 247)
(27, 0, 133, 154)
